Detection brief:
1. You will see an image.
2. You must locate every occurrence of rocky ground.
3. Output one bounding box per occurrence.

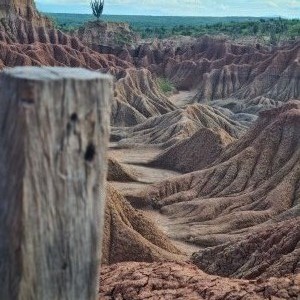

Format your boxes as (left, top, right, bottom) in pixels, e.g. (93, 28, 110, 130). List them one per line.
(100, 262, 300, 300)
(0, 1, 299, 299)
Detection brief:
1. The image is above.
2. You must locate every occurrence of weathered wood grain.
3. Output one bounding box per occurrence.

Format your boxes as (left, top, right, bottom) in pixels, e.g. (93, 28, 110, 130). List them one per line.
(0, 67, 112, 300)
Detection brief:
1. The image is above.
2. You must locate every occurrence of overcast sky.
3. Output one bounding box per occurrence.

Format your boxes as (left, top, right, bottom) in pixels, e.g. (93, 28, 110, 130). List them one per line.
(36, 0, 300, 18)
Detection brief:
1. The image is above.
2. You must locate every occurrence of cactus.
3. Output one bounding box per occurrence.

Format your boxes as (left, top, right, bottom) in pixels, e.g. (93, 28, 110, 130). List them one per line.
(90, 0, 104, 20)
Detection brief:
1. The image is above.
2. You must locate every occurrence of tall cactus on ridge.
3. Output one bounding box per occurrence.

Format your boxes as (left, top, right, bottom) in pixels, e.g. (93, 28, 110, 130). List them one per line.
(90, 0, 104, 20)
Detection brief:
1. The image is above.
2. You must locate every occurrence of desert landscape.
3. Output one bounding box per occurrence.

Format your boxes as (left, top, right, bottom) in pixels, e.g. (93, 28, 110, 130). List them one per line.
(0, 0, 299, 299)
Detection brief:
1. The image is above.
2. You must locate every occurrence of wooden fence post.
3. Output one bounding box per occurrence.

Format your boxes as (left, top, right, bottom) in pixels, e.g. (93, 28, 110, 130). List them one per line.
(0, 67, 112, 300)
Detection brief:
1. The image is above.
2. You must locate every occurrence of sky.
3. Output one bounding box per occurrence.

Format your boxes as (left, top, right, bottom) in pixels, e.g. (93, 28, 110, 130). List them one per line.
(36, 0, 300, 18)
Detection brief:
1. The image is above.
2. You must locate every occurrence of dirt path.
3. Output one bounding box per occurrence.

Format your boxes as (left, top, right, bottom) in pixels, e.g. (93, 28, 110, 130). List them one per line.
(169, 90, 197, 107)
(110, 145, 179, 196)
(109, 144, 202, 255)
(110, 145, 180, 196)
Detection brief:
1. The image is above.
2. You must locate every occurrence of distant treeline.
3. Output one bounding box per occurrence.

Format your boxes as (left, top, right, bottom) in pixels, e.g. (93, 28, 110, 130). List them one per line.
(47, 13, 299, 44)
(47, 14, 264, 30)
(137, 18, 299, 44)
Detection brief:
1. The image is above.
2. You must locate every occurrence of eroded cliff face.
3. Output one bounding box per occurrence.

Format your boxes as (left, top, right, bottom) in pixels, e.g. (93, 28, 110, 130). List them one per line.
(0, 0, 50, 26)
(0, 0, 34, 18)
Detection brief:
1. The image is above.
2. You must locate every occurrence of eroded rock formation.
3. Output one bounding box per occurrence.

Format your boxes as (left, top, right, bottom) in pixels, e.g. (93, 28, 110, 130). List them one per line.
(75, 21, 139, 48)
(0, 1, 298, 128)
(192, 218, 300, 279)
(150, 127, 235, 172)
(0, 13, 175, 126)
(144, 101, 300, 278)
(107, 157, 138, 182)
(111, 68, 176, 126)
(0, 1, 299, 295)
(134, 37, 300, 105)
(112, 104, 245, 147)
(102, 185, 183, 264)
(0, 0, 50, 26)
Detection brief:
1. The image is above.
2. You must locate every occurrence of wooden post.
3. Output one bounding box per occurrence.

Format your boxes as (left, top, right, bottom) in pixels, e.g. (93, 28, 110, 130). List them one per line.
(0, 67, 112, 300)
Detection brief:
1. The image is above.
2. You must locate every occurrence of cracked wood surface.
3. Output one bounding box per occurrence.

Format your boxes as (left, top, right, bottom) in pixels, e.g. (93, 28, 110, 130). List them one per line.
(0, 67, 112, 300)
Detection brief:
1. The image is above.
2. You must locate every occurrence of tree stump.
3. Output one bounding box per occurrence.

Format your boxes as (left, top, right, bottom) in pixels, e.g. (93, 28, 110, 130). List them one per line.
(0, 67, 112, 300)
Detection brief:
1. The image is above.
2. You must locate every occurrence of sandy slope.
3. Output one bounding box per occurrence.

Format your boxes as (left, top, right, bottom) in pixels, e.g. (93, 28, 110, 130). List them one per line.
(108, 144, 202, 255)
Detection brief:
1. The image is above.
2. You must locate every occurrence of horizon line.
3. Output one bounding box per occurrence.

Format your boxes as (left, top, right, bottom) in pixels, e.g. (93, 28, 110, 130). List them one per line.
(41, 12, 299, 19)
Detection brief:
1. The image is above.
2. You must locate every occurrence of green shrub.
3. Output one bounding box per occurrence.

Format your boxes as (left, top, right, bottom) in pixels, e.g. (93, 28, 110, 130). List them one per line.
(157, 77, 174, 94)
(113, 32, 133, 45)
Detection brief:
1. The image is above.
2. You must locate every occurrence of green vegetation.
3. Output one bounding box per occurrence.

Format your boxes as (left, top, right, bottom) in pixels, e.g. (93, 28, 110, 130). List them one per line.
(46, 14, 264, 32)
(157, 77, 175, 95)
(46, 14, 299, 44)
(136, 18, 299, 44)
(113, 32, 133, 46)
(90, 0, 104, 21)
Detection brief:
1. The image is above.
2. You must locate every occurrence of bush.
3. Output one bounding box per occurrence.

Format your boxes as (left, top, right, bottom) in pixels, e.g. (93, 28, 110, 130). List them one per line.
(157, 77, 174, 94)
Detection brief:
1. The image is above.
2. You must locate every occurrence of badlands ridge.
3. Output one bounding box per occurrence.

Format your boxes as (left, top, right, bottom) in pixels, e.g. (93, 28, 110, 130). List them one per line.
(0, 1, 299, 299)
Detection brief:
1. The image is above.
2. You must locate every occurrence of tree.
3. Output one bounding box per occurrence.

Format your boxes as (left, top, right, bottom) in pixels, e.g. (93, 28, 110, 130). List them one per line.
(90, 0, 104, 20)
